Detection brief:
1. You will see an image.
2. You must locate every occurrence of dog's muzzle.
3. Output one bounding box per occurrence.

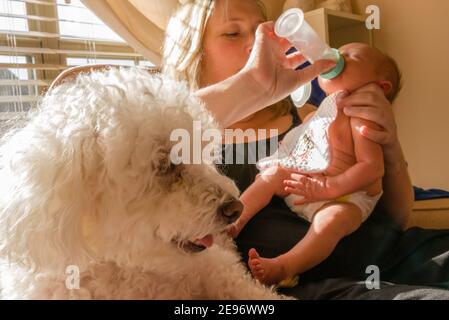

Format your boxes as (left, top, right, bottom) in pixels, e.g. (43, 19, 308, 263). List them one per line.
(174, 199, 243, 254)
(218, 198, 243, 224)
(175, 234, 214, 253)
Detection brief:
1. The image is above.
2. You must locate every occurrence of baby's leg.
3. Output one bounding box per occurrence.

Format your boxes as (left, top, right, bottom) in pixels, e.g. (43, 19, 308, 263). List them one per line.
(234, 166, 293, 236)
(249, 202, 363, 285)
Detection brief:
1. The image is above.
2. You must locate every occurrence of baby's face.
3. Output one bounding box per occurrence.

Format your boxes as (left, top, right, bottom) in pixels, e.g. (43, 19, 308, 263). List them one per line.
(318, 43, 385, 95)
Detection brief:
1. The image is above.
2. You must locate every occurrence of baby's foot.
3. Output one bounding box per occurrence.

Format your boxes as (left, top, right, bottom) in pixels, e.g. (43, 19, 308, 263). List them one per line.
(248, 248, 288, 286)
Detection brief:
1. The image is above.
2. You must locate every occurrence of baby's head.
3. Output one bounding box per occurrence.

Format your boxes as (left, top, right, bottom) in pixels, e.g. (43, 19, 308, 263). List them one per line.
(318, 43, 402, 103)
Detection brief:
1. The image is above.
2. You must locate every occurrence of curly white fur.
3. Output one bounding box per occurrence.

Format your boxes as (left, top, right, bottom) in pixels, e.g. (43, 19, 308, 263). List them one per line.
(0, 68, 287, 299)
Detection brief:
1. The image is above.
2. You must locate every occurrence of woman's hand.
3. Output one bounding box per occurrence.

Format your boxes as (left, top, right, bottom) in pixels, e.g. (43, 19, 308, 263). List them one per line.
(336, 83, 398, 149)
(195, 21, 335, 127)
(242, 21, 336, 108)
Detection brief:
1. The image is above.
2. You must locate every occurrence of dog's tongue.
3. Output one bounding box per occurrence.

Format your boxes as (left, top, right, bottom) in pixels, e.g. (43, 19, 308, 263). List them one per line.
(195, 234, 213, 248)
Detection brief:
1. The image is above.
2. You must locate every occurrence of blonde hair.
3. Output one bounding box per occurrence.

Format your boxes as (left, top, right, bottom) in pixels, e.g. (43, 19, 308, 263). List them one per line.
(161, 0, 291, 120)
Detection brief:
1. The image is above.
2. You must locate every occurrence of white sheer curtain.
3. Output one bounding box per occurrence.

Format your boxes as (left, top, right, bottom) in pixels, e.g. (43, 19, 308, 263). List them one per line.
(81, 0, 180, 65)
(81, 0, 284, 65)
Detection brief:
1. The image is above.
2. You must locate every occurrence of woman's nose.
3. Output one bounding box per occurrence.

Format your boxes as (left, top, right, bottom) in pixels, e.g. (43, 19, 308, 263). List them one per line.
(245, 34, 255, 55)
(246, 43, 253, 55)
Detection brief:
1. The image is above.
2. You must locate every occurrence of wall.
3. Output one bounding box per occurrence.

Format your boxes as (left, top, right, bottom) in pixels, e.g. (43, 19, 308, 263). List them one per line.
(350, 0, 449, 190)
(261, 0, 285, 20)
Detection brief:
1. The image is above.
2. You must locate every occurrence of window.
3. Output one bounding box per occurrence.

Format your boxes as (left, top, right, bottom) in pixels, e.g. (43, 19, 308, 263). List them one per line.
(66, 57, 135, 67)
(0, 0, 27, 31)
(0, 54, 32, 80)
(0, 54, 37, 115)
(56, 0, 124, 42)
(0, 0, 154, 123)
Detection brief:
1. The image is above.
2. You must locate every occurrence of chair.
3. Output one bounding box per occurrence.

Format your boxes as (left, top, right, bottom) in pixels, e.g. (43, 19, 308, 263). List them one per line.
(49, 64, 160, 90)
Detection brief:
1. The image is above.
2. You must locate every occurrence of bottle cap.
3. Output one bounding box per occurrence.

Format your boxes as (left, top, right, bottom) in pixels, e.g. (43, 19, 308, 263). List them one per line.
(275, 8, 304, 39)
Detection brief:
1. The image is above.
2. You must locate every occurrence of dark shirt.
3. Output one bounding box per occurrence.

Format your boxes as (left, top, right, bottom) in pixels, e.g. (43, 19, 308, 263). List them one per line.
(217, 104, 302, 193)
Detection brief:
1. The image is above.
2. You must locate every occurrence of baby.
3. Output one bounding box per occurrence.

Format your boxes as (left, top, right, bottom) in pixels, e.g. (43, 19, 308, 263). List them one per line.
(230, 42, 402, 286)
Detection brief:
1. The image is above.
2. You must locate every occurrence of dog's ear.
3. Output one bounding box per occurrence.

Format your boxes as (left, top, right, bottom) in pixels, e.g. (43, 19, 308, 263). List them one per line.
(152, 146, 184, 185)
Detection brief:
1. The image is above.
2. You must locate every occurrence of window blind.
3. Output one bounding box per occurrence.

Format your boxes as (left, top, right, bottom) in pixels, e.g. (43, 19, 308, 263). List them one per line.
(0, 0, 154, 122)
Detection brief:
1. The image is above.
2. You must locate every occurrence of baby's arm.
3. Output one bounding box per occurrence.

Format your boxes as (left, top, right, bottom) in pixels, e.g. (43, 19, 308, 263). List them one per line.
(285, 118, 384, 204)
(326, 117, 384, 196)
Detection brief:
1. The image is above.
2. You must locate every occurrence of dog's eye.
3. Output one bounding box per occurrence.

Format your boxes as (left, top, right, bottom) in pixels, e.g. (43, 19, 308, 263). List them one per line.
(205, 195, 218, 206)
(202, 188, 221, 205)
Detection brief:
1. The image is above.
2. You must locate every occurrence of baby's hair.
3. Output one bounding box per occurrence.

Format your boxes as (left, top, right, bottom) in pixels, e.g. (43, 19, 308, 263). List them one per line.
(377, 54, 403, 103)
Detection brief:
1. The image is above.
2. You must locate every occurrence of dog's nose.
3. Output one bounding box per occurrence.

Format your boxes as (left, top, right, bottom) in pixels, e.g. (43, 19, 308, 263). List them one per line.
(218, 199, 243, 223)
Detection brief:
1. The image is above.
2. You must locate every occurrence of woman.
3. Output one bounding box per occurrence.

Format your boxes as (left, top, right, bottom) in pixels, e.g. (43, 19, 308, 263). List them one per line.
(162, 0, 449, 298)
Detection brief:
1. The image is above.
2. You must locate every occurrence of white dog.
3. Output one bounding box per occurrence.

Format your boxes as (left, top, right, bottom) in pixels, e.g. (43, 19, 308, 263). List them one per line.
(0, 68, 286, 299)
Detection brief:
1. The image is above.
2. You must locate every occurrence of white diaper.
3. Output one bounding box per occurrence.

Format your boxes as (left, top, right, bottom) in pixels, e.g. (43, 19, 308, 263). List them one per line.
(285, 191, 383, 223)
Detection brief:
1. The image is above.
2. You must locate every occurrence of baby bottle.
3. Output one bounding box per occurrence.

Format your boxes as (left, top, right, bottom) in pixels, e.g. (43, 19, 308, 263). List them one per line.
(275, 8, 345, 107)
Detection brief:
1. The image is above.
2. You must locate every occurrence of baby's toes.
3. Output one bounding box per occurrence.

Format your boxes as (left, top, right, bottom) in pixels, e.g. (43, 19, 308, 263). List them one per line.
(253, 268, 265, 278)
(248, 248, 260, 259)
(251, 267, 265, 281)
(249, 258, 263, 271)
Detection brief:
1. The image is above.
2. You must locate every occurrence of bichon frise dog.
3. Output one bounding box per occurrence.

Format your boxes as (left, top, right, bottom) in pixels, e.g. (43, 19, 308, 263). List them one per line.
(0, 67, 285, 300)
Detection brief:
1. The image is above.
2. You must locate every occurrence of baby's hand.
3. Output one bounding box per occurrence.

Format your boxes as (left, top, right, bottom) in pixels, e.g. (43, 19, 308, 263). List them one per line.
(226, 219, 244, 238)
(283, 173, 335, 204)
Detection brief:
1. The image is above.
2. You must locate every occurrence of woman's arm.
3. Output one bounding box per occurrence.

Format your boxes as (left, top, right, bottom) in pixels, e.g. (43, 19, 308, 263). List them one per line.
(337, 84, 414, 228)
(377, 140, 414, 228)
(194, 22, 336, 128)
(297, 103, 317, 122)
(194, 71, 268, 128)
